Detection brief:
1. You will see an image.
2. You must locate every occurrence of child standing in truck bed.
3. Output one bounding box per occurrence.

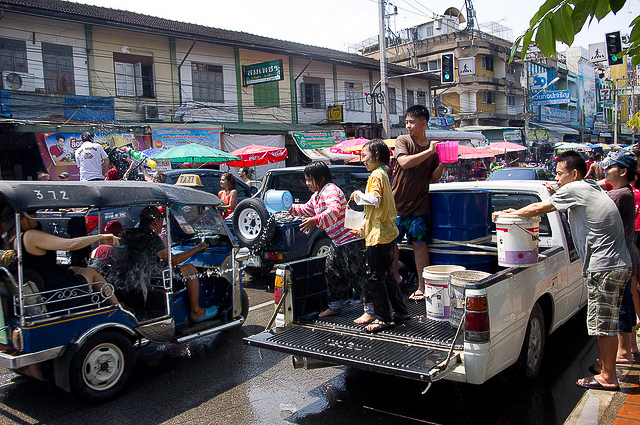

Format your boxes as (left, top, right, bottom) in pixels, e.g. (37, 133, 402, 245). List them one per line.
(288, 161, 373, 323)
(351, 139, 409, 333)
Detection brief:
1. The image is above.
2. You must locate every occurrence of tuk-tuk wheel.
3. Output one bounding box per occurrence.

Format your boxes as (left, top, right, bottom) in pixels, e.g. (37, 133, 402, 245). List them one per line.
(69, 330, 135, 402)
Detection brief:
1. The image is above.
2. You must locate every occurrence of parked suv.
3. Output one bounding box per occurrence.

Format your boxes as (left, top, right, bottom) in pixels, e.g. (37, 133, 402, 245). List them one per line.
(231, 165, 369, 277)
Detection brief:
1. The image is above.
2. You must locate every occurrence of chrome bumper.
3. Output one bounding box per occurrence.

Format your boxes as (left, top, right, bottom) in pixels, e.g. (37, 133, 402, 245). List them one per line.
(0, 346, 66, 369)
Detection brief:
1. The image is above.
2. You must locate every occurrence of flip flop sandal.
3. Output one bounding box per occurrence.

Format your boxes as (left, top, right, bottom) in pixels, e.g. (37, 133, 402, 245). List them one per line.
(409, 291, 425, 301)
(576, 376, 619, 391)
(365, 319, 395, 334)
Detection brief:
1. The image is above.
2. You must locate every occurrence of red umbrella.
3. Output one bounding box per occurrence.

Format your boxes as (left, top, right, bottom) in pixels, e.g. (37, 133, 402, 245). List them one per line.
(227, 144, 288, 167)
(458, 145, 499, 159)
(329, 138, 369, 154)
(488, 141, 526, 153)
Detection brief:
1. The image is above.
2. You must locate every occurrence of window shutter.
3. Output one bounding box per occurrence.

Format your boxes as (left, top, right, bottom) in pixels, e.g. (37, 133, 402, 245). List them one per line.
(134, 62, 143, 97)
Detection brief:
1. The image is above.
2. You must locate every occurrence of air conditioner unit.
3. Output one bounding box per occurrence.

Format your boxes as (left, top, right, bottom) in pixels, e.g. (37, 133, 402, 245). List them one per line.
(2, 71, 36, 92)
(144, 105, 165, 121)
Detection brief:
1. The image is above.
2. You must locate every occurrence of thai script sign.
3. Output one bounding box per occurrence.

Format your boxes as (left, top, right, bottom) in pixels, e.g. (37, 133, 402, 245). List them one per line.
(242, 59, 284, 86)
(151, 127, 222, 150)
(531, 89, 570, 105)
(540, 105, 571, 124)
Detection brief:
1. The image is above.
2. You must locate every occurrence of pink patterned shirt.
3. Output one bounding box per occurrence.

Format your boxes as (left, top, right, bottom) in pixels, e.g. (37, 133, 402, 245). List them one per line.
(289, 182, 357, 246)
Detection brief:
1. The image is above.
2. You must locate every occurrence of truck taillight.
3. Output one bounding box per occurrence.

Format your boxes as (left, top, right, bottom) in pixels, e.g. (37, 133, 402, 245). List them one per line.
(274, 270, 284, 304)
(267, 253, 284, 260)
(465, 295, 489, 343)
(85, 215, 99, 234)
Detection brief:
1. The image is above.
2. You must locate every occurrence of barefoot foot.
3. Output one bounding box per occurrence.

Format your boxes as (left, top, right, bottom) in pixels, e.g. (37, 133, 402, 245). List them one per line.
(354, 313, 375, 324)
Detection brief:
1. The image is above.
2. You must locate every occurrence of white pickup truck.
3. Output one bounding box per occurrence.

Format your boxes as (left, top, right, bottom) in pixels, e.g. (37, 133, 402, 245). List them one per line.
(244, 180, 586, 385)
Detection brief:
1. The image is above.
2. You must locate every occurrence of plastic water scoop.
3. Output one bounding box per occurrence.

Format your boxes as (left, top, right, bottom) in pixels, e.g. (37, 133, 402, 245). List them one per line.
(264, 190, 293, 214)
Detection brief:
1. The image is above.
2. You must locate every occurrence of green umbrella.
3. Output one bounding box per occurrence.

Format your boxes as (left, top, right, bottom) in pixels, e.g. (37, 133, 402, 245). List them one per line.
(152, 143, 240, 166)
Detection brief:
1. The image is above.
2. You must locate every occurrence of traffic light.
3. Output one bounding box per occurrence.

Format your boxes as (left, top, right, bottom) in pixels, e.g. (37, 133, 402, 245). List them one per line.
(441, 53, 455, 84)
(606, 31, 623, 66)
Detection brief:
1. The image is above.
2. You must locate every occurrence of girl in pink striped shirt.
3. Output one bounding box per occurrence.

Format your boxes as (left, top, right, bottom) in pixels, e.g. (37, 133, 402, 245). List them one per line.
(289, 161, 373, 323)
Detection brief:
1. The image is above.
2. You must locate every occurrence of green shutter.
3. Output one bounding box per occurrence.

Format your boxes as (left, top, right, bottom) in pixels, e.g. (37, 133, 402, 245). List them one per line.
(254, 81, 280, 106)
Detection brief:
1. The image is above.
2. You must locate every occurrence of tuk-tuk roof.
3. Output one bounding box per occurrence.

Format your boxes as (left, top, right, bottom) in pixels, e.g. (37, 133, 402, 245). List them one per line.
(0, 181, 222, 211)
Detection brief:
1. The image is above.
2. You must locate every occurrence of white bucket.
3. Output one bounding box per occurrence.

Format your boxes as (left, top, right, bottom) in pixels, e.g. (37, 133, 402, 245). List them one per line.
(422, 265, 466, 321)
(449, 270, 491, 328)
(495, 215, 541, 268)
(344, 208, 365, 230)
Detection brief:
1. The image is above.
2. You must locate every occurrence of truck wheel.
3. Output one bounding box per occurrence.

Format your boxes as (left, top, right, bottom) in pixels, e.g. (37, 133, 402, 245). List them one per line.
(69, 331, 135, 402)
(513, 303, 546, 382)
(245, 260, 274, 278)
(310, 238, 332, 257)
(233, 198, 276, 248)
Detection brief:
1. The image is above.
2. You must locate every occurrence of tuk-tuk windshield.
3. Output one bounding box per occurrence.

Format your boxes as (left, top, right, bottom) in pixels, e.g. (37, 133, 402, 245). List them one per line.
(170, 205, 226, 235)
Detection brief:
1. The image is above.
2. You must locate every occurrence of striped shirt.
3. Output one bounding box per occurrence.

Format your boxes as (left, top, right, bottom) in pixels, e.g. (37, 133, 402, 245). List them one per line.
(289, 182, 357, 246)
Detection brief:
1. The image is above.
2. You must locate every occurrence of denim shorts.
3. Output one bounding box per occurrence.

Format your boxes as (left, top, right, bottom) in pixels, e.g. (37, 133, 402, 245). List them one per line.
(395, 215, 430, 244)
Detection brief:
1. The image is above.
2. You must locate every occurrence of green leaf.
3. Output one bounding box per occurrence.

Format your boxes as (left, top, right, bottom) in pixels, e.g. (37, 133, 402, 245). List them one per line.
(571, 0, 590, 33)
(594, 0, 611, 21)
(609, 0, 625, 14)
(521, 29, 535, 60)
(630, 20, 640, 43)
(552, 5, 575, 45)
(530, 0, 566, 26)
(536, 18, 556, 57)
(510, 34, 523, 63)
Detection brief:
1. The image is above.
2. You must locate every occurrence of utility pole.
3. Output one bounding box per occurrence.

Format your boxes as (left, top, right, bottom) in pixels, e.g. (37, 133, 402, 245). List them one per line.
(523, 59, 530, 149)
(614, 78, 619, 144)
(379, 0, 391, 137)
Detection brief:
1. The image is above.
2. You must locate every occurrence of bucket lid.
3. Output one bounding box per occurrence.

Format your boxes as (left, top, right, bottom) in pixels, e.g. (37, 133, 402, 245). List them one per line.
(495, 215, 541, 225)
(450, 270, 491, 285)
(422, 265, 466, 279)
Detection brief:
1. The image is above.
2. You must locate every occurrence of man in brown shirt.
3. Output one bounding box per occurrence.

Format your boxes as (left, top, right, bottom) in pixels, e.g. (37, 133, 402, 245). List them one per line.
(391, 105, 452, 300)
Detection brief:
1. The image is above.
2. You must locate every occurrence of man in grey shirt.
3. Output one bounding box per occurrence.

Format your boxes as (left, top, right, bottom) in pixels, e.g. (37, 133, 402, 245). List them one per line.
(493, 150, 631, 391)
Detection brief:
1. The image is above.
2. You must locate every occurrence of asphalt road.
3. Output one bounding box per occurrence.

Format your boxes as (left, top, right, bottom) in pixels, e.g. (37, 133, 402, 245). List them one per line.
(0, 274, 598, 425)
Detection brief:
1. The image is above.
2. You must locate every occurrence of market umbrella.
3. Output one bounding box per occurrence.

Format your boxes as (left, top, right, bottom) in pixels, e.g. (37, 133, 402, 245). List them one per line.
(458, 145, 499, 159)
(553, 142, 593, 153)
(488, 141, 527, 152)
(152, 143, 240, 166)
(226, 144, 288, 168)
(329, 138, 370, 155)
(343, 139, 394, 155)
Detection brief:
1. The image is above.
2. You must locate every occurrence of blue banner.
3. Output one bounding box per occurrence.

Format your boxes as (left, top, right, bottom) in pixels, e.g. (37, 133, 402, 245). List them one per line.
(531, 90, 570, 105)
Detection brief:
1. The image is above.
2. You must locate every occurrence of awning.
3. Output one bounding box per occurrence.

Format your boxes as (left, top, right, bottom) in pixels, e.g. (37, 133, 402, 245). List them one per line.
(531, 122, 579, 136)
(599, 132, 613, 137)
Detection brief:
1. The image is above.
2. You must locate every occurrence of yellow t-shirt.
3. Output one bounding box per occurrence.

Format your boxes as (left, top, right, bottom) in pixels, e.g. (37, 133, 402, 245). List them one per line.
(364, 167, 399, 246)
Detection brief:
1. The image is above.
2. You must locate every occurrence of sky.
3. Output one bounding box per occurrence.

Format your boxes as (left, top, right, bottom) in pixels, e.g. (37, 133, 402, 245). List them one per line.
(69, 0, 639, 53)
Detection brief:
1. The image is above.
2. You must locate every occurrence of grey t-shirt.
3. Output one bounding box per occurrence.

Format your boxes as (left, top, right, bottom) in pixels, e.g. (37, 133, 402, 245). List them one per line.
(549, 179, 631, 275)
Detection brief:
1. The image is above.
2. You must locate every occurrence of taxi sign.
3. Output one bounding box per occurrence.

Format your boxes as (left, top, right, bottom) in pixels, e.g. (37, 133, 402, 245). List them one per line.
(175, 174, 204, 187)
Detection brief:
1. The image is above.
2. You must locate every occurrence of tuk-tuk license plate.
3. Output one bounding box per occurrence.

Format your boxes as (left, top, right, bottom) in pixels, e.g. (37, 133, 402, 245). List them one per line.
(245, 255, 261, 267)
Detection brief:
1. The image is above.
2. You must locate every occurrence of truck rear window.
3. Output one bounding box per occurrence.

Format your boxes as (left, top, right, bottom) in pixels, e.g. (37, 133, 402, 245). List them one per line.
(491, 193, 551, 236)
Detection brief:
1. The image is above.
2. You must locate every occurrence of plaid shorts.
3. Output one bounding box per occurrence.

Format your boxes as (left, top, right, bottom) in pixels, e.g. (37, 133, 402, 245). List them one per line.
(586, 267, 632, 336)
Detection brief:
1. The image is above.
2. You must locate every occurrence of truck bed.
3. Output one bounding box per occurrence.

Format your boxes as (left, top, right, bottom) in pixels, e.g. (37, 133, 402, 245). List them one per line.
(245, 255, 464, 382)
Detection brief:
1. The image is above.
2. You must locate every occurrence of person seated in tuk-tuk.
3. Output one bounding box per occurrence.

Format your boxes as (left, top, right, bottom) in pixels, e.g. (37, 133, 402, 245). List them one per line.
(1, 205, 122, 307)
(117, 206, 217, 323)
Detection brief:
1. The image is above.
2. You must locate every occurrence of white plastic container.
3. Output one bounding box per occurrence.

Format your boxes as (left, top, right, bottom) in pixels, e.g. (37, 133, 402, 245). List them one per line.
(264, 190, 293, 214)
(422, 265, 466, 321)
(449, 270, 491, 328)
(344, 208, 365, 230)
(495, 215, 541, 267)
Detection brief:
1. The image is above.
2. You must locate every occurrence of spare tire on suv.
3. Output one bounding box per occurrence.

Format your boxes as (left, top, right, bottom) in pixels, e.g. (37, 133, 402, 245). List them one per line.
(233, 198, 276, 248)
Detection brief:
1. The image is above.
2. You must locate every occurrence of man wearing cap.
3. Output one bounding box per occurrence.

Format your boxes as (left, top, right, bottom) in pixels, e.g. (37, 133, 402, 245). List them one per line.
(58, 172, 70, 181)
(75, 132, 110, 181)
(118, 206, 216, 323)
(598, 149, 640, 367)
(493, 150, 631, 391)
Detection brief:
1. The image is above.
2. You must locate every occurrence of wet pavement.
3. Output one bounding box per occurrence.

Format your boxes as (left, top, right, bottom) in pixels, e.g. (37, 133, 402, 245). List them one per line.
(0, 274, 602, 424)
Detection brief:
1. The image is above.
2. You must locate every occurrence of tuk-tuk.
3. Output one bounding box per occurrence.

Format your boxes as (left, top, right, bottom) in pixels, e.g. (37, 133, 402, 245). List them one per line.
(0, 181, 249, 402)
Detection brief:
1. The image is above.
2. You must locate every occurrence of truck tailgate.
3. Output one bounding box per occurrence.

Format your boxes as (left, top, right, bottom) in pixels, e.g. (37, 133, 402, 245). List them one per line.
(244, 302, 463, 382)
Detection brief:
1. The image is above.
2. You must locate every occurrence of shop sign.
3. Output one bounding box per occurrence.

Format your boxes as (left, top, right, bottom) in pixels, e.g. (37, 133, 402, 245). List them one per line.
(503, 130, 522, 142)
(531, 90, 570, 105)
(328, 105, 343, 123)
(540, 105, 571, 124)
(291, 131, 345, 149)
(151, 127, 222, 150)
(242, 59, 284, 86)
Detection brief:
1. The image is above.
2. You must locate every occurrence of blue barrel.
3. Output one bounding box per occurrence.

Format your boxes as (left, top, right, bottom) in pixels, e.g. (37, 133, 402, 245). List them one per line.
(429, 190, 493, 272)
